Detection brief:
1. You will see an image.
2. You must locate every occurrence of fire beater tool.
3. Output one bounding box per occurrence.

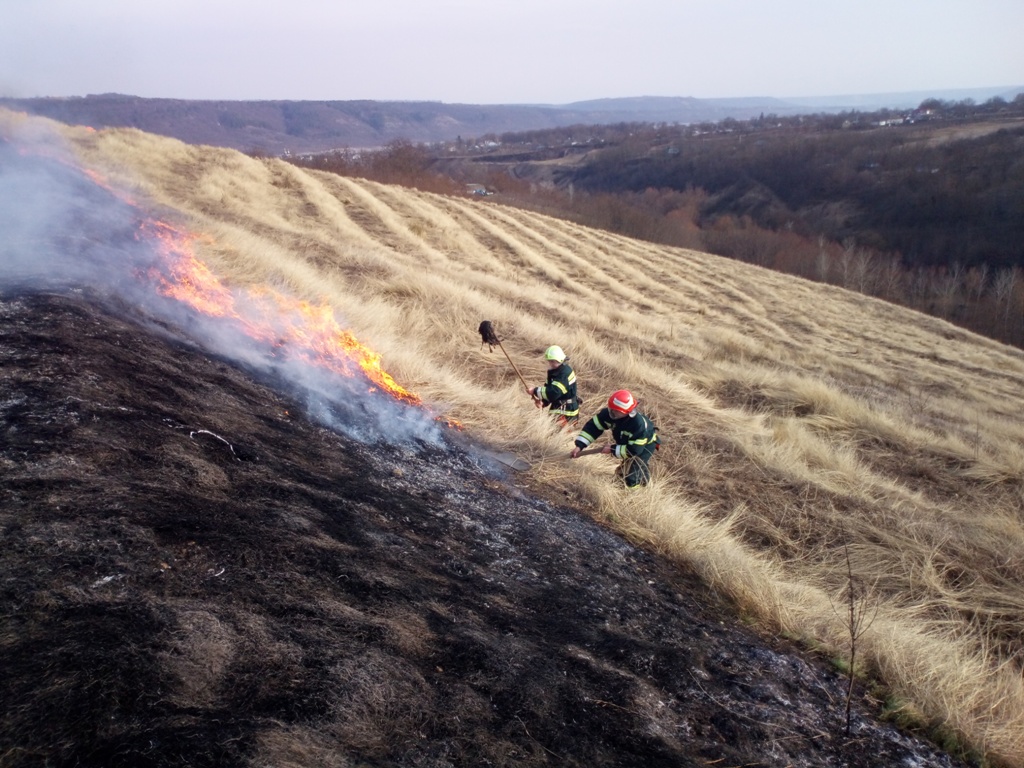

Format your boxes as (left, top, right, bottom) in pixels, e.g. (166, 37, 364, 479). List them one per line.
(478, 320, 536, 398)
(486, 451, 533, 472)
(558, 446, 606, 461)
(493, 445, 608, 472)
(535, 445, 616, 468)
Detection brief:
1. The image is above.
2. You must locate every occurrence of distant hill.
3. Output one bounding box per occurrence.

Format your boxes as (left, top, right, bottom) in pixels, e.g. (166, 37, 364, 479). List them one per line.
(4, 87, 1017, 155)
(781, 84, 1024, 110)
(0, 94, 807, 154)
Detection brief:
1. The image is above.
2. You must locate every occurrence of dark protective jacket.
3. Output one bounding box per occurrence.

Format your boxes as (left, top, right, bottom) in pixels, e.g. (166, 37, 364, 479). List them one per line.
(574, 407, 659, 459)
(534, 362, 580, 418)
(574, 407, 660, 486)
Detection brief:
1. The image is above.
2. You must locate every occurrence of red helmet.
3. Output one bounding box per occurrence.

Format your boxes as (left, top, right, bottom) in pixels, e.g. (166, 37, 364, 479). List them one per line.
(607, 389, 636, 415)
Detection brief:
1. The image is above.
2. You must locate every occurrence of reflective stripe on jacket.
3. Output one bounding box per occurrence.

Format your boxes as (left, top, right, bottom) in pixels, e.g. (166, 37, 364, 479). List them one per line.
(536, 362, 579, 417)
(575, 408, 658, 457)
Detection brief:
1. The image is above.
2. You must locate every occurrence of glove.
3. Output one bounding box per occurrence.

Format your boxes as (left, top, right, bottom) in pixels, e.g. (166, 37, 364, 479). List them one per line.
(529, 387, 543, 407)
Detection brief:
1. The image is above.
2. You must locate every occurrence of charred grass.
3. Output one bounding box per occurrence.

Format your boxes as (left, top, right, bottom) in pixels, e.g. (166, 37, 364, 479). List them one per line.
(6, 109, 1024, 765)
(0, 292, 975, 768)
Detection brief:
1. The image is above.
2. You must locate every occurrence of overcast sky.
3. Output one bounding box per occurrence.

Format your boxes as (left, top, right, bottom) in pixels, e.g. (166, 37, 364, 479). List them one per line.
(2, 0, 1021, 104)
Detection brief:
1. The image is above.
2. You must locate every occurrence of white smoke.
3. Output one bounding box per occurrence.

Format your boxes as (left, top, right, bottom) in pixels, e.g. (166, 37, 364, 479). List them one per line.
(0, 124, 444, 447)
(1, 129, 158, 292)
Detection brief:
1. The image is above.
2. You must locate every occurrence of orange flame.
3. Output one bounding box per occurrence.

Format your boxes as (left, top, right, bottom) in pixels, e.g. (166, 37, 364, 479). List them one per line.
(10, 133, 432, 416)
(140, 218, 422, 405)
(82, 167, 138, 206)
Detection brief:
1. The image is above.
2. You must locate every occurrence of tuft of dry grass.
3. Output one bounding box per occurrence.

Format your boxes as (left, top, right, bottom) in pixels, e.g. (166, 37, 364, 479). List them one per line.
(11, 108, 1024, 766)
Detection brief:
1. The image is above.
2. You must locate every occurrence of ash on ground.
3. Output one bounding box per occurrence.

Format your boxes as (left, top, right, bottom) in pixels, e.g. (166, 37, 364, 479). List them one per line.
(0, 293, 972, 768)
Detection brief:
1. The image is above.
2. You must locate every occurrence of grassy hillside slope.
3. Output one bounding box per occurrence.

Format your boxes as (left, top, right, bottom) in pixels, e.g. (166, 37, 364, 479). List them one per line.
(8, 110, 1024, 765)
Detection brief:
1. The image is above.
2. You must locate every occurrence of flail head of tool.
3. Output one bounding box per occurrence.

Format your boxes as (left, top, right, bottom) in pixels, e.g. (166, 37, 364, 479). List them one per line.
(478, 320, 500, 350)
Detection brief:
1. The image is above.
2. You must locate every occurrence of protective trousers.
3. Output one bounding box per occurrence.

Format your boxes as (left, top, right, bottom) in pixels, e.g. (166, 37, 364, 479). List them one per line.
(621, 443, 657, 487)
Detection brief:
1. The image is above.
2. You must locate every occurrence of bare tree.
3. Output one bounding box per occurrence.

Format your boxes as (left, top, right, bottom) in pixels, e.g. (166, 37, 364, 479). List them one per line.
(816, 235, 831, 283)
(993, 267, 1020, 329)
(935, 263, 963, 319)
(965, 263, 989, 303)
(878, 255, 905, 301)
(852, 248, 874, 295)
(906, 267, 932, 310)
(838, 239, 855, 289)
(829, 531, 879, 735)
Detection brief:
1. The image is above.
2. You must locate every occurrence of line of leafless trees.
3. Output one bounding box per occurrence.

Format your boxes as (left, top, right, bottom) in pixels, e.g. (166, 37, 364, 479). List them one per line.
(696, 211, 1024, 345)
(539, 191, 1024, 348)
(287, 139, 1024, 349)
(815, 241, 1023, 343)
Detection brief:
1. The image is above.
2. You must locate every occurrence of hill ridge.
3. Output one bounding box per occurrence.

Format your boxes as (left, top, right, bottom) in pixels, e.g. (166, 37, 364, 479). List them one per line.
(3, 108, 1024, 766)
(7, 86, 1018, 154)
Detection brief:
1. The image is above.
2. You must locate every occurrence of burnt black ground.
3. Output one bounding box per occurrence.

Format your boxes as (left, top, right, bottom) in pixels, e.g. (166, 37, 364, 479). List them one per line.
(0, 292, 974, 768)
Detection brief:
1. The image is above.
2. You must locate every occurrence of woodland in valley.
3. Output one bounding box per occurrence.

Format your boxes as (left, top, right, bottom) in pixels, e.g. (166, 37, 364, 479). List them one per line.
(292, 93, 1024, 347)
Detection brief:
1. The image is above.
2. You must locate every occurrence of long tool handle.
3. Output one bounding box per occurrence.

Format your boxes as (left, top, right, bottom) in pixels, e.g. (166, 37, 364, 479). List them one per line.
(557, 445, 606, 461)
(497, 339, 532, 392)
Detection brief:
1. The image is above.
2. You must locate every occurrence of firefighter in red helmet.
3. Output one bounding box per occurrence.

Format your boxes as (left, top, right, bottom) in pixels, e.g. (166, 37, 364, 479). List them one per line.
(570, 389, 660, 487)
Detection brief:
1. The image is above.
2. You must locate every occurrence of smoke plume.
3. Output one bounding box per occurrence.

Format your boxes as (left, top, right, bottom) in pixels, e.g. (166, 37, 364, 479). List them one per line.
(0, 123, 443, 447)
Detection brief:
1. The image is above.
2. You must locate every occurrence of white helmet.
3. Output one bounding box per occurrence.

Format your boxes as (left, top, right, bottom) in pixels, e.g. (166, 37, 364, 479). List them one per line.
(544, 345, 567, 363)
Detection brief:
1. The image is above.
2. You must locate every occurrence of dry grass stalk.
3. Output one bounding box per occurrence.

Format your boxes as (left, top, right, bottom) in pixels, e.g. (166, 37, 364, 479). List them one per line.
(9, 108, 1023, 765)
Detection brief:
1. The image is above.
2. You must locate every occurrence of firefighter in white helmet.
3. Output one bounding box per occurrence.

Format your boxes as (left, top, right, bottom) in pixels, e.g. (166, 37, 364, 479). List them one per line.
(570, 389, 660, 487)
(527, 345, 580, 427)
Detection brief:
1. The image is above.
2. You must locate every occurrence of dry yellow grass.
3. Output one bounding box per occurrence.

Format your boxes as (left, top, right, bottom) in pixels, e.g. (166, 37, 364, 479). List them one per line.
(7, 109, 1024, 765)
